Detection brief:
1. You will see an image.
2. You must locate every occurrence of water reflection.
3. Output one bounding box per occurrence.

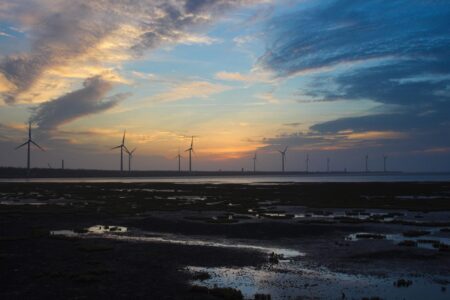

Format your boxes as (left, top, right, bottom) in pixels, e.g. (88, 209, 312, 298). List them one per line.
(347, 229, 450, 251)
(3, 173, 450, 184)
(187, 263, 449, 300)
(50, 225, 303, 258)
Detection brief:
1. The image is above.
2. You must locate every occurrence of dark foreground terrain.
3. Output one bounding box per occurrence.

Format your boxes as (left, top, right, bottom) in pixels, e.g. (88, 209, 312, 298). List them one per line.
(1, 182, 450, 299)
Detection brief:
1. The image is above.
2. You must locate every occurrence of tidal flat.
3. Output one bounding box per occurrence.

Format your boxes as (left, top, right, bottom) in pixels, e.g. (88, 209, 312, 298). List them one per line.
(1, 182, 450, 299)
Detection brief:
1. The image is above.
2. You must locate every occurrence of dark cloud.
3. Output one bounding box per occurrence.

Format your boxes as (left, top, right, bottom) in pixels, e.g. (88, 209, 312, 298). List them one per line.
(261, 0, 450, 77)
(260, 0, 450, 154)
(283, 122, 302, 127)
(30, 76, 127, 132)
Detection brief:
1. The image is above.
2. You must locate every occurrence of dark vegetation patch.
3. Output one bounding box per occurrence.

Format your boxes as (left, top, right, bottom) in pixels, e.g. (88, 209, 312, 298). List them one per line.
(402, 230, 430, 237)
(398, 240, 418, 247)
(192, 271, 212, 281)
(355, 233, 386, 240)
(189, 285, 243, 300)
(394, 279, 413, 287)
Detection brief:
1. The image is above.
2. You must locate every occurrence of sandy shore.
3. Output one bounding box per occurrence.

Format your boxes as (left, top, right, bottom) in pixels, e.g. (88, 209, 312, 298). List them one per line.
(1, 182, 450, 299)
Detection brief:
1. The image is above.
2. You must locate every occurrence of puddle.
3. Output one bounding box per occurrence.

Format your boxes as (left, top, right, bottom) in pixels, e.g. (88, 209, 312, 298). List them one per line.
(187, 262, 450, 300)
(0, 200, 46, 206)
(294, 210, 402, 222)
(50, 226, 303, 258)
(192, 226, 450, 298)
(347, 229, 450, 251)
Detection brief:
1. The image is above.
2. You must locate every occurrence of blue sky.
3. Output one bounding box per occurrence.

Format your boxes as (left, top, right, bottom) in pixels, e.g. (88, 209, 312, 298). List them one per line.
(0, 0, 449, 172)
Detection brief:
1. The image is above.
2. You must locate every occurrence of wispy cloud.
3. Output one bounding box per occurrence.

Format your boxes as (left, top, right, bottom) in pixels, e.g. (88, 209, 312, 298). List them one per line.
(215, 69, 274, 83)
(259, 0, 450, 154)
(0, 0, 264, 104)
(151, 81, 229, 103)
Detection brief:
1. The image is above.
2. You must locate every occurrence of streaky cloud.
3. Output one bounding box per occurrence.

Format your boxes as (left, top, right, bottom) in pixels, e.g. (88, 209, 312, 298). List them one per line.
(30, 76, 128, 133)
(258, 0, 450, 154)
(0, 0, 265, 104)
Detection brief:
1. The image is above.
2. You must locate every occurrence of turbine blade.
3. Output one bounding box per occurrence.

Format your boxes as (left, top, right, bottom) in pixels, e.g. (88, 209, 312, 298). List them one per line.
(31, 140, 45, 151)
(122, 130, 126, 145)
(284, 146, 288, 152)
(123, 145, 129, 153)
(111, 145, 121, 150)
(15, 141, 29, 150)
(131, 148, 137, 154)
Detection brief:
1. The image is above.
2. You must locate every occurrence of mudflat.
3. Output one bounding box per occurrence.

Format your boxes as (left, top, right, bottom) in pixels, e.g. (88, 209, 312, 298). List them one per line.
(1, 182, 450, 299)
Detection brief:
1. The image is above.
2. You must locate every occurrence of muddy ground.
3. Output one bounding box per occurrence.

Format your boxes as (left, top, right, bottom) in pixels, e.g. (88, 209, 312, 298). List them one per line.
(1, 182, 450, 299)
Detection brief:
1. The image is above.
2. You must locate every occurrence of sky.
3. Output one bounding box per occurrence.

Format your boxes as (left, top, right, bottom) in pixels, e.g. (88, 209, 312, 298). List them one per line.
(0, 0, 449, 172)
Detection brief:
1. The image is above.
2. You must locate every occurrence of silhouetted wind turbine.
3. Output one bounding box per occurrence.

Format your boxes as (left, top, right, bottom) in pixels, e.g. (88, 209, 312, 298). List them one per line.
(383, 154, 388, 172)
(126, 147, 136, 172)
(365, 154, 369, 172)
(175, 149, 182, 172)
(185, 136, 196, 172)
(253, 152, 257, 172)
(111, 130, 128, 172)
(15, 122, 44, 172)
(278, 146, 288, 172)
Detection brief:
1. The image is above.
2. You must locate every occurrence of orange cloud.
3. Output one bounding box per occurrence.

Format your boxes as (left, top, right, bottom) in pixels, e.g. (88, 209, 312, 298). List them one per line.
(345, 131, 407, 140)
(150, 81, 229, 103)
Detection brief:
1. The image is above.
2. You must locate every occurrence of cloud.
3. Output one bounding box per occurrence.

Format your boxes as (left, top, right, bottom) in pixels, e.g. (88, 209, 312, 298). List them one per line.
(254, 92, 280, 104)
(215, 71, 253, 82)
(260, 0, 450, 77)
(258, 0, 450, 153)
(30, 76, 128, 132)
(283, 122, 302, 127)
(0, 0, 264, 104)
(151, 81, 229, 103)
(215, 69, 274, 83)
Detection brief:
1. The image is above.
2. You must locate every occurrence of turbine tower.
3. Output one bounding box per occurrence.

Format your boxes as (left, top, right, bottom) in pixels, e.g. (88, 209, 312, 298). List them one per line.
(126, 147, 136, 172)
(253, 152, 257, 172)
(306, 154, 310, 173)
(365, 154, 369, 172)
(111, 130, 128, 172)
(15, 122, 44, 172)
(278, 146, 288, 172)
(176, 150, 182, 172)
(185, 136, 195, 172)
(383, 155, 388, 172)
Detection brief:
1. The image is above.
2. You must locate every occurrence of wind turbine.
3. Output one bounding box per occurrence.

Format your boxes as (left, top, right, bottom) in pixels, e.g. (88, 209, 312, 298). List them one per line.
(253, 152, 257, 172)
(126, 147, 136, 172)
(278, 146, 288, 172)
(383, 154, 388, 172)
(15, 122, 44, 172)
(185, 136, 196, 172)
(111, 130, 128, 172)
(175, 149, 182, 172)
